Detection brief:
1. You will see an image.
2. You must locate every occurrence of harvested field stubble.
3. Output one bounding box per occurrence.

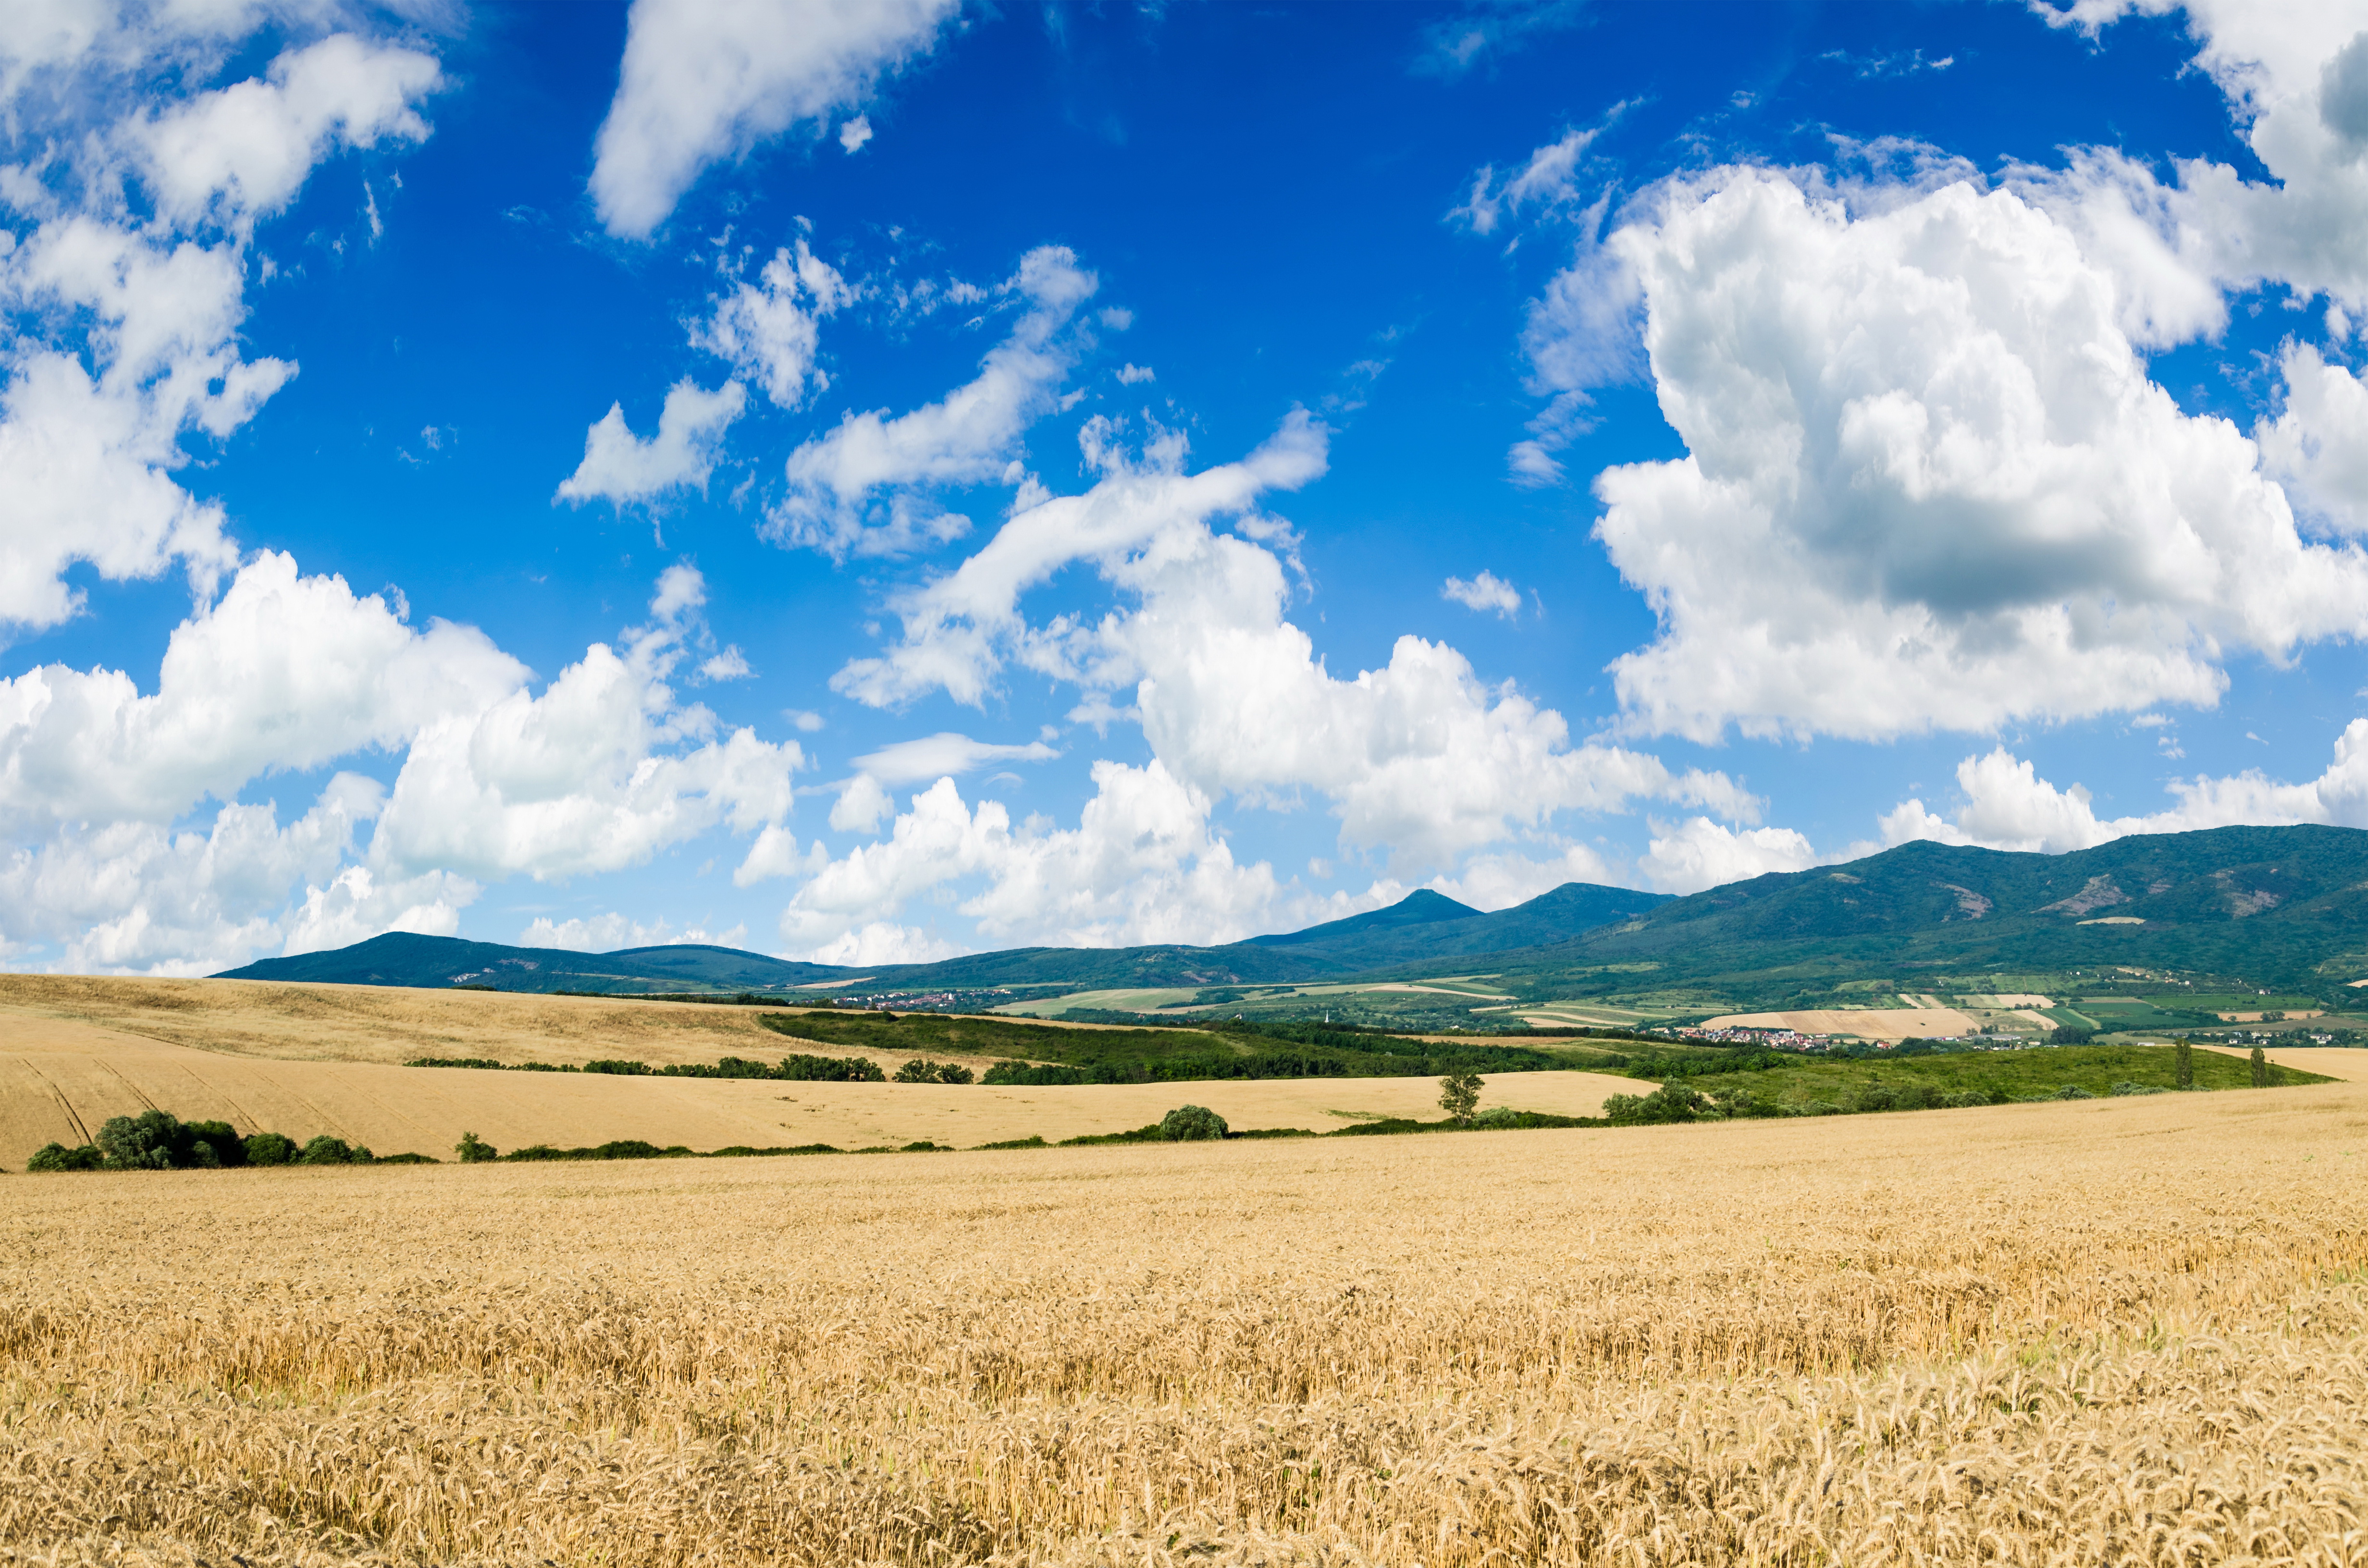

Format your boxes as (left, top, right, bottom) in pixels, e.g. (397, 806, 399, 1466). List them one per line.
(5, 1086, 2368, 1565)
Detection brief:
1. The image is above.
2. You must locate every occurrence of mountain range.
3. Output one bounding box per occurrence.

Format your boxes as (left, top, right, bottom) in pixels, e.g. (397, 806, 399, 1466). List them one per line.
(216, 824, 2368, 1006)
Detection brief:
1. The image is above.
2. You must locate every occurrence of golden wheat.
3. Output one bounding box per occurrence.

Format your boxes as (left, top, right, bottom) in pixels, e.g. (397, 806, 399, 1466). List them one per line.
(4, 1081, 2367, 1565)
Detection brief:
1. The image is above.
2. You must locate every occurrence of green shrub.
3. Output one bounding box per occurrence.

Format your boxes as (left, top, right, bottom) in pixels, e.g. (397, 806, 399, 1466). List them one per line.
(96, 1111, 180, 1169)
(2051, 1026, 2097, 1044)
(456, 1132, 498, 1163)
(298, 1135, 358, 1165)
(1603, 1082, 1714, 1125)
(2050, 1085, 2096, 1101)
(243, 1131, 298, 1165)
(26, 1141, 104, 1172)
(1159, 1104, 1229, 1141)
(894, 1058, 975, 1085)
(981, 1062, 1087, 1086)
(2109, 1081, 2169, 1096)
(975, 1134, 1050, 1149)
(1471, 1105, 1521, 1129)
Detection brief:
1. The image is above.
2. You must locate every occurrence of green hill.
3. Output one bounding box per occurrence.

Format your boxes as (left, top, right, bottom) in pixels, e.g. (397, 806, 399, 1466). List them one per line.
(1456, 825, 2368, 1006)
(214, 826, 2368, 1017)
(213, 882, 1672, 994)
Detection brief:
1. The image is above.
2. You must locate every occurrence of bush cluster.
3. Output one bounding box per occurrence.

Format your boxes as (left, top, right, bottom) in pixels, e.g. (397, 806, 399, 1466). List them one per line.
(980, 1061, 1089, 1086)
(892, 1058, 976, 1084)
(26, 1110, 384, 1172)
(1601, 1079, 2010, 1125)
(1159, 1104, 1229, 1141)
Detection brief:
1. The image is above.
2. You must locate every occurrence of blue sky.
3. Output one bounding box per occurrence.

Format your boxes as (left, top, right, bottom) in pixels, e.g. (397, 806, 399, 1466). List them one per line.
(8, 0, 2368, 973)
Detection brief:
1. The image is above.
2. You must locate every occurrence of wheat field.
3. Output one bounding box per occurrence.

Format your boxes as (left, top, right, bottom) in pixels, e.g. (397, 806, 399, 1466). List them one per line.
(6, 1074, 2368, 1566)
(0, 1019, 1638, 1165)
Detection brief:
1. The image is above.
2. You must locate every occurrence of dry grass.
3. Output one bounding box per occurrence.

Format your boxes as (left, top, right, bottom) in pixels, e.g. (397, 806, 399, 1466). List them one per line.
(0, 975, 1192, 1071)
(0, 1020, 1637, 1166)
(1, 977, 1645, 1165)
(5, 1081, 2368, 1565)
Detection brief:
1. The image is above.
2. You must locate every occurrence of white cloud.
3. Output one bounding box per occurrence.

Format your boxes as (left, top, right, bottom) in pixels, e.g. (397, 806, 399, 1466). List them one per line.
(1423, 842, 1621, 910)
(828, 773, 894, 834)
(1639, 817, 1819, 895)
(370, 568, 802, 883)
(1573, 170, 2368, 743)
(851, 732, 1059, 784)
(832, 410, 1759, 874)
(691, 239, 850, 409)
(806, 920, 959, 966)
(732, 821, 820, 886)
(0, 776, 389, 975)
(556, 378, 746, 507)
(699, 647, 752, 681)
(130, 35, 441, 234)
(1, 559, 802, 971)
(589, 0, 958, 238)
(2257, 341, 2368, 535)
(520, 912, 746, 951)
(781, 763, 1305, 956)
(837, 113, 872, 152)
(0, 551, 522, 834)
(769, 245, 1098, 556)
(1879, 722, 2368, 855)
(2026, 0, 2368, 321)
(0, 29, 444, 635)
(1116, 362, 1154, 384)
(1441, 570, 1522, 618)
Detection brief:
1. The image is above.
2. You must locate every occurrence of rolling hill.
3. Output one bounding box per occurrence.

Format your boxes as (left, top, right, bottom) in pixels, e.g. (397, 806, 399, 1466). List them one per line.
(1460, 824, 2368, 1003)
(214, 825, 2368, 1010)
(215, 882, 1674, 994)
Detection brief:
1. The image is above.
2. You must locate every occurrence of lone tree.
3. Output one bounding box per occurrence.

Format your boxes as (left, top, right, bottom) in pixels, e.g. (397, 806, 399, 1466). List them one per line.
(1159, 1104, 1228, 1142)
(1439, 1069, 1483, 1125)
(2251, 1044, 2270, 1087)
(2175, 1038, 2195, 1090)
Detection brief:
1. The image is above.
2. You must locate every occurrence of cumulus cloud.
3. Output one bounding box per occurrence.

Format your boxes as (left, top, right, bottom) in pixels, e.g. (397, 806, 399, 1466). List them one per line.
(369, 567, 801, 883)
(589, 0, 958, 238)
(129, 34, 441, 234)
(851, 732, 1059, 784)
(1421, 842, 1619, 910)
(780, 763, 1305, 957)
(1, 559, 802, 971)
(2257, 341, 2368, 535)
(827, 773, 894, 834)
(0, 30, 443, 634)
(2027, 0, 2368, 320)
(691, 238, 850, 409)
(1878, 722, 2368, 854)
(1573, 171, 2368, 743)
(1639, 817, 1820, 895)
(555, 378, 747, 507)
(519, 912, 746, 951)
(833, 410, 1760, 874)
(1441, 570, 1522, 618)
(0, 552, 522, 834)
(769, 245, 1098, 556)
